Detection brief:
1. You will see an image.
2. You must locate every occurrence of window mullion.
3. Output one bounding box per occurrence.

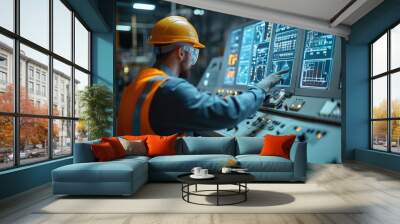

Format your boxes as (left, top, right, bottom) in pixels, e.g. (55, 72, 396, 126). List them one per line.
(48, 0, 54, 160)
(13, 0, 21, 167)
(71, 10, 76, 155)
(388, 30, 391, 152)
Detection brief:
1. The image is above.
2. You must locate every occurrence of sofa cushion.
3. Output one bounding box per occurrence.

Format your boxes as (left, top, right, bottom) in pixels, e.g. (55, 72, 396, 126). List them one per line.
(118, 138, 147, 156)
(177, 137, 235, 155)
(260, 135, 296, 159)
(147, 134, 178, 157)
(149, 154, 235, 172)
(53, 158, 147, 183)
(101, 137, 127, 158)
(236, 155, 293, 172)
(91, 142, 118, 162)
(236, 137, 263, 155)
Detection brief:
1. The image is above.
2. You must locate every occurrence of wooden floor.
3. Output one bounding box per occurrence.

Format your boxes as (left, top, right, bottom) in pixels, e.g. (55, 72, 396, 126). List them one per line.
(1, 162, 400, 224)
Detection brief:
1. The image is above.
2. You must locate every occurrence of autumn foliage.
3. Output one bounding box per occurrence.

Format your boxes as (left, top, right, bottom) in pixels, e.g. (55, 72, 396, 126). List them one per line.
(0, 84, 59, 151)
(372, 99, 400, 143)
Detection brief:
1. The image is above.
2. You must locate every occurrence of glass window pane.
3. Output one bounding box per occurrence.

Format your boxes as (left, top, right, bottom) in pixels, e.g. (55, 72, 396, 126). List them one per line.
(0, 116, 14, 170)
(75, 18, 89, 70)
(372, 76, 387, 119)
(372, 33, 387, 76)
(0, 35, 14, 112)
(74, 69, 89, 118)
(391, 24, 400, 70)
(372, 121, 388, 151)
(20, 0, 49, 49)
(0, 0, 14, 31)
(391, 120, 400, 153)
(20, 117, 49, 165)
(20, 44, 49, 115)
(53, 119, 72, 157)
(53, 59, 72, 117)
(391, 72, 400, 118)
(75, 120, 88, 143)
(53, 0, 72, 60)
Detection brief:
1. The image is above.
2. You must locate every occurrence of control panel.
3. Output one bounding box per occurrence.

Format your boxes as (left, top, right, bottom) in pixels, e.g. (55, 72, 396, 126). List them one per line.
(206, 111, 341, 163)
(197, 20, 342, 164)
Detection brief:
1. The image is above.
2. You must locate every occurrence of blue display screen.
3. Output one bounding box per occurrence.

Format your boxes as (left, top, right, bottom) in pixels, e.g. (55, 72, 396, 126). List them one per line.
(300, 31, 335, 89)
(234, 22, 273, 86)
(269, 24, 299, 87)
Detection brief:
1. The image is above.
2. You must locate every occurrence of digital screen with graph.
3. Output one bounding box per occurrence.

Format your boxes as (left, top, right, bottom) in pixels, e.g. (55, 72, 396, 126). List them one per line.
(268, 24, 299, 87)
(300, 31, 335, 89)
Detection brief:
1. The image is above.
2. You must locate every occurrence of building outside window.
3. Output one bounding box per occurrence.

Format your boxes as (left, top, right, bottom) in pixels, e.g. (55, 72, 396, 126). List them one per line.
(370, 23, 400, 154)
(0, 55, 7, 67)
(28, 81, 34, 94)
(28, 66, 34, 79)
(41, 85, 46, 97)
(35, 70, 40, 81)
(0, 0, 91, 170)
(0, 71, 6, 83)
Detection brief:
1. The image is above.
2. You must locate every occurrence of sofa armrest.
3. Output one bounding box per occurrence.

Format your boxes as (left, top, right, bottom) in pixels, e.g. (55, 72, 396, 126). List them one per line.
(290, 142, 307, 181)
(73, 142, 98, 163)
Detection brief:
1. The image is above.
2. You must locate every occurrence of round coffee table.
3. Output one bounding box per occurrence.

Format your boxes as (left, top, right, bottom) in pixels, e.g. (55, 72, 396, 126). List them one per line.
(177, 173, 255, 206)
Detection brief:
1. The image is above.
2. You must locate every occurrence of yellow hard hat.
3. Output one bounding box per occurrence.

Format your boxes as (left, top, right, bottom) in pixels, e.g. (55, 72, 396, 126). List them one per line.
(149, 16, 205, 49)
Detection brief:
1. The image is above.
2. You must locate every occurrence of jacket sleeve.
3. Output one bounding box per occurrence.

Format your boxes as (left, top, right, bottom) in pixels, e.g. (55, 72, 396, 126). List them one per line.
(150, 77, 266, 134)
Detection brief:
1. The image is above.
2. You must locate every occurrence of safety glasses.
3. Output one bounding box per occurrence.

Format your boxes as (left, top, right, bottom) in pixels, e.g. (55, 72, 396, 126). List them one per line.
(155, 43, 200, 66)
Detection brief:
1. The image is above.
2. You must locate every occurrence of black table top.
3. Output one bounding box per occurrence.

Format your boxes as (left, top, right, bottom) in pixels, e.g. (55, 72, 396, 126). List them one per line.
(177, 172, 255, 185)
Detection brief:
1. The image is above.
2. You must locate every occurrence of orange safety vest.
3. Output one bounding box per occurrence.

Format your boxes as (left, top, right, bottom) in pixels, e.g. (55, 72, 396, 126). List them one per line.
(117, 68, 169, 136)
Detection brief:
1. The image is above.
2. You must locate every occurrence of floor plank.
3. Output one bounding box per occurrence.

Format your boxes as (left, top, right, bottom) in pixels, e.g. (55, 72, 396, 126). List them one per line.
(1, 162, 400, 224)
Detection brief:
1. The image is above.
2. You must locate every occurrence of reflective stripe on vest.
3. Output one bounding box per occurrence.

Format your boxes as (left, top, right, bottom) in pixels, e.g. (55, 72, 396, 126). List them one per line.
(117, 68, 168, 136)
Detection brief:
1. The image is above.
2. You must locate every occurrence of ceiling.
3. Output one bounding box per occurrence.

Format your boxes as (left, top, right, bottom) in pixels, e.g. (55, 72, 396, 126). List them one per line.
(165, 0, 384, 38)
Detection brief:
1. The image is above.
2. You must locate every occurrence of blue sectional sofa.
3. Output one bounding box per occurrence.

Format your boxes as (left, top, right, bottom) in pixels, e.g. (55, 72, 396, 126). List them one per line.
(52, 137, 307, 196)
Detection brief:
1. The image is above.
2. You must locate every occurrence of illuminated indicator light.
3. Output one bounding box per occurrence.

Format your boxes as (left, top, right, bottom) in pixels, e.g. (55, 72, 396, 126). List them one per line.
(227, 70, 235, 78)
(316, 133, 323, 139)
(116, 25, 131, 31)
(133, 3, 156, 10)
(123, 65, 129, 74)
(228, 54, 238, 65)
(295, 127, 302, 132)
(193, 9, 205, 16)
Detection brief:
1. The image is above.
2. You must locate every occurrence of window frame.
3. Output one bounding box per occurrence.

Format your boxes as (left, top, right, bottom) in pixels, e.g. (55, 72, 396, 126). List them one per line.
(0, 0, 92, 171)
(370, 20, 400, 154)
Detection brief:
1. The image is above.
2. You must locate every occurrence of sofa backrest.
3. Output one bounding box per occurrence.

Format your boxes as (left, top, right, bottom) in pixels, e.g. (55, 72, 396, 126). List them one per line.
(73, 139, 100, 163)
(177, 137, 236, 155)
(235, 137, 264, 155)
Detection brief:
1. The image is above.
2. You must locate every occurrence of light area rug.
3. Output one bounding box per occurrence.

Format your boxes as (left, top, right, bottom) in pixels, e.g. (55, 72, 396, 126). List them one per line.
(37, 183, 362, 214)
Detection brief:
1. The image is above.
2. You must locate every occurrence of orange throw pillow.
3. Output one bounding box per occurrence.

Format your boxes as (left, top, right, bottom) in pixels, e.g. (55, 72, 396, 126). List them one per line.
(91, 142, 117, 161)
(260, 135, 296, 159)
(101, 137, 126, 158)
(146, 134, 178, 157)
(123, 135, 148, 141)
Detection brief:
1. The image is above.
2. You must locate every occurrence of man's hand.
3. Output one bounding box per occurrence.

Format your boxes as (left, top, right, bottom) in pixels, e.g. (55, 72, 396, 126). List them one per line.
(256, 69, 289, 92)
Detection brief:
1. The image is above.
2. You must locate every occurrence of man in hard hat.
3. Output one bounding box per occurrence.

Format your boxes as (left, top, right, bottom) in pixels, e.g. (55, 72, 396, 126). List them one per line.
(117, 16, 285, 136)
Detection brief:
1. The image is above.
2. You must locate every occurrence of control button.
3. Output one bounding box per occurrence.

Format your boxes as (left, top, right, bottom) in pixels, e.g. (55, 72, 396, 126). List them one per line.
(280, 124, 285, 128)
(294, 126, 302, 132)
(315, 131, 324, 140)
